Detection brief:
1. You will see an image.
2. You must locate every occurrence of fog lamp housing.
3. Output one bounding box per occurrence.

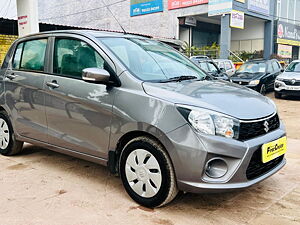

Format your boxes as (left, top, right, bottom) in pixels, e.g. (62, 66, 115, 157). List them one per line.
(205, 158, 228, 178)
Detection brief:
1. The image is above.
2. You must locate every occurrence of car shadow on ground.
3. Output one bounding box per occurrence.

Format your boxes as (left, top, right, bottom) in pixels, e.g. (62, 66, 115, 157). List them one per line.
(13, 144, 272, 212)
(10, 144, 292, 222)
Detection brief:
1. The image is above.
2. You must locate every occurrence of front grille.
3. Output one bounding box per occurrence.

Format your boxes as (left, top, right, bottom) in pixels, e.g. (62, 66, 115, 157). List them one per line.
(283, 79, 300, 86)
(233, 81, 249, 85)
(239, 114, 280, 141)
(246, 149, 284, 180)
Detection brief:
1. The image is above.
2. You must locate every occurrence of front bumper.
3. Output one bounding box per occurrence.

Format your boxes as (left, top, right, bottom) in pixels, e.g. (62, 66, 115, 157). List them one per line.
(166, 121, 286, 193)
(275, 80, 300, 96)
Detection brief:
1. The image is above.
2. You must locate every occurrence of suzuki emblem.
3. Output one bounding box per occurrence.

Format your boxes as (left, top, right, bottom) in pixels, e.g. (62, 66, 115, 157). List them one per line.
(264, 121, 269, 133)
(291, 79, 296, 84)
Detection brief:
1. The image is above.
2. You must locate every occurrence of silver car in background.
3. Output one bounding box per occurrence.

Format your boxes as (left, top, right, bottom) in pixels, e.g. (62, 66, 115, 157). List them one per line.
(213, 59, 236, 76)
(275, 60, 300, 98)
(0, 30, 287, 208)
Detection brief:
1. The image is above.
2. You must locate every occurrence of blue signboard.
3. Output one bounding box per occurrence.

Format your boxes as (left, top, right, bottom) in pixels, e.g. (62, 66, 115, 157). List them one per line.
(130, 0, 163, 17)
(248, 0, 270, 15)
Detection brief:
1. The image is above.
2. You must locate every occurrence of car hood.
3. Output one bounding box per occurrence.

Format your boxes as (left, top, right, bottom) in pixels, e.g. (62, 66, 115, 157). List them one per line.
(142, 80, 275, 120)
(231, 72, 263, 80)
(278, 72, 300, 79)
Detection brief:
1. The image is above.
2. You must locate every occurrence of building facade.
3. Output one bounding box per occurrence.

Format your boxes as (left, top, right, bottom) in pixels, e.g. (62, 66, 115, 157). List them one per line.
(38, 0, 276, 59)
(275, 0, 300, 60)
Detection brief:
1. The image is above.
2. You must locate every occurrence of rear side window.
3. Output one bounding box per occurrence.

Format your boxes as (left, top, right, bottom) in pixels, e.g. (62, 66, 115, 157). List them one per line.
(272, 61, 280, 72)
(20, 39, 47, 72)
(12, 42, 24, 69)
(53, 38, 105, 79)
(224, 61, 232, 70)
(267, 62, 274, 73)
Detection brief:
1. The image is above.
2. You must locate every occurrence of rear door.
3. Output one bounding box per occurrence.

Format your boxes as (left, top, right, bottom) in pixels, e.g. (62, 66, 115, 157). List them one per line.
(4, 38, 48, 142)
(44, 36, 115, 158)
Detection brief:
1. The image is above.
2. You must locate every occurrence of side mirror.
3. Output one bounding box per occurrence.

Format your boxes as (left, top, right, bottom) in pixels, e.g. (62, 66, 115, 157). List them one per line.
(82, 68, 110, 83)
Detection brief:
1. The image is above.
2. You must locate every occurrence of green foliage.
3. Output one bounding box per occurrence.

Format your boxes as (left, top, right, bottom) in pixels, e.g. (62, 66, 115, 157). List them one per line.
(229, 50, 264, 62)
(181, 42, 220, 59)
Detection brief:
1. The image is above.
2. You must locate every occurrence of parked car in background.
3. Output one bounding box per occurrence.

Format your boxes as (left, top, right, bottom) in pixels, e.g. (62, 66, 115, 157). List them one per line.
(190, 55, 210, 61)
(274, 60, 300, 98)
(190, 57, 231, 81)
(0, 31, 287, 208)
(231, 59, 283, 95)
(214, 59, 236, 76)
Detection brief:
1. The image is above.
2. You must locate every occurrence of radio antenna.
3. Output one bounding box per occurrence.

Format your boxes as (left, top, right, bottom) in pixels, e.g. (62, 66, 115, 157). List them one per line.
(102, 0, 127, 34)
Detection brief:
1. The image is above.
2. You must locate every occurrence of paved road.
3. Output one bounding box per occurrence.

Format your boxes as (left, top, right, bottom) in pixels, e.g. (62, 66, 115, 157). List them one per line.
(0, 94, 299, 225)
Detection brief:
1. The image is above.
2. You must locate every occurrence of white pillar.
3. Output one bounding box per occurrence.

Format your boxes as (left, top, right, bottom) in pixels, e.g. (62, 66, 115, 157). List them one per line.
(16, 0, 39, 37)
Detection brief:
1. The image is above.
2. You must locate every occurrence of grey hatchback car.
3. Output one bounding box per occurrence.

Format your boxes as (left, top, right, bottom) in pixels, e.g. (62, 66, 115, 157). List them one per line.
(0, 30, 287, 208)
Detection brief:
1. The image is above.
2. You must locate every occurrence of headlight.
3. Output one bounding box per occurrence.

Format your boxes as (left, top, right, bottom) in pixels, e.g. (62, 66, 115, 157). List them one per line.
(249, 80, 260, 85)
(177, 106, 240, 139)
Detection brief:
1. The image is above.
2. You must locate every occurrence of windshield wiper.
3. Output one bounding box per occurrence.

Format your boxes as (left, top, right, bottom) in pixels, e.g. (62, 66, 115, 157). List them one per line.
(160, 75, 198, 83)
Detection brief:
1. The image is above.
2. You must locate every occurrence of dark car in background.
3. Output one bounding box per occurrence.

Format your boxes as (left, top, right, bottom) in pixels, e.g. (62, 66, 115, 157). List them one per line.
(190, 57, 231, 82)
(231, 59, 283, 95)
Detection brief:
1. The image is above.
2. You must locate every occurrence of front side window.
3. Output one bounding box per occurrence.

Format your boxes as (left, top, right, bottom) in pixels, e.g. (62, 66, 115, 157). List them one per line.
(12, 42, 24, 69)
(20, 39, 47, 72)
(100, 37, 207, 82)
(54, 38, 105, 79)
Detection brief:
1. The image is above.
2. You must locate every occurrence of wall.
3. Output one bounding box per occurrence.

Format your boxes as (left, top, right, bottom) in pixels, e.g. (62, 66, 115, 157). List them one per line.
(38, 0, 208, 39)
(231, 17, 264, 52)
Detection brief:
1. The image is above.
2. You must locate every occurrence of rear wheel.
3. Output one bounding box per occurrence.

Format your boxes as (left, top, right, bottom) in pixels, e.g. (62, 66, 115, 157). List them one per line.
(274, 91, 282, 99)
(120, 136, 178, 208)
(0, 111, 23, 156)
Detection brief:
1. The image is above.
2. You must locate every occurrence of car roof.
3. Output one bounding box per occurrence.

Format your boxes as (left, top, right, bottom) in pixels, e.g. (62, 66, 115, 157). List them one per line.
(18, 30, 148, 40)
(245, 59, 276, 63)
(213, 59, 231, 62)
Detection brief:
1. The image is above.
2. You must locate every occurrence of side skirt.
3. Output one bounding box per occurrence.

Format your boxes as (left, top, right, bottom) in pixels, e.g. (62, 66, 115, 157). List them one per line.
(15, 134, 108, 167)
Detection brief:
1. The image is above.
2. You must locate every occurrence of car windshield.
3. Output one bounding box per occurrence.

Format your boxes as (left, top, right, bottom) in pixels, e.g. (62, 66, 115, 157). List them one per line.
(285, 62, 300, 72)
(99, 37, 207, 82)
(237, 62, 266, 74)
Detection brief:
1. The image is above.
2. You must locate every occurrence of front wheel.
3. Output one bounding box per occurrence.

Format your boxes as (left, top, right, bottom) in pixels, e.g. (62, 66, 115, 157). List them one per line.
(0, 111, 23, 156)
(260, 84, 266, 95)
(120, 136, 178, 208)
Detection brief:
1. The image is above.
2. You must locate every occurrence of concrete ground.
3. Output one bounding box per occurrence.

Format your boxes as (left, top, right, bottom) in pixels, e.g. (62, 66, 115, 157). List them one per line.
(0, 94, 299, 225)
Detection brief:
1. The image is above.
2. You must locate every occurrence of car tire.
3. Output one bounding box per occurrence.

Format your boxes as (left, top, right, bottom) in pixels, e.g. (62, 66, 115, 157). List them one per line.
(274, 92, 282, 99)
(119, 136, 178, 208)
(260, 84, 266, 95)
(0, 111, 23, 156)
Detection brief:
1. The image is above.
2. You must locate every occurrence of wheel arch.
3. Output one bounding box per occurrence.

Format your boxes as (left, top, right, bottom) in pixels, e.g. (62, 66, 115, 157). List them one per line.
(108, 124, 179, 176)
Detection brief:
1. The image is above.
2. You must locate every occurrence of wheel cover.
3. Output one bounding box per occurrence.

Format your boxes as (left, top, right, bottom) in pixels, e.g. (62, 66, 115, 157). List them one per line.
(0, 119, 9, 150)
(125, 149, 162, 198)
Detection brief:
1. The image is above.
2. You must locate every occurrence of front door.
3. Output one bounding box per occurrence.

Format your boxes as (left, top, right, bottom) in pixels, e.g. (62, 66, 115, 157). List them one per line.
(4, 39, 48, 142)
(44, 37, 115, 158)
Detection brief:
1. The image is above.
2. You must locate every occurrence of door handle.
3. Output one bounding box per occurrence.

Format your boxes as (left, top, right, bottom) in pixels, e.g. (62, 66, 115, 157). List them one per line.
(6, 73, 18, 80)
(46, 81, 60, 89)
